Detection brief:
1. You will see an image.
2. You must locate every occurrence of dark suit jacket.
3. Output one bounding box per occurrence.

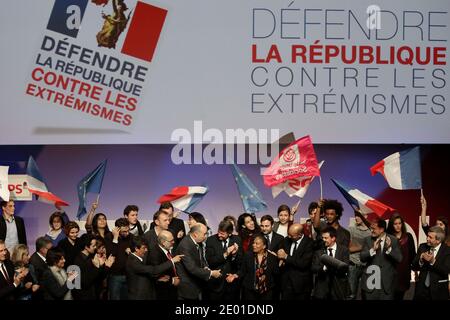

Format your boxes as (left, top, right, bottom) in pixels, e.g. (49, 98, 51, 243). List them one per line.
(147, 245, 178, 300)
(72, 252, 102, 300)
(143, 228, 159, 250)
(175, 236, 211, 299)
(29, 252, 48, 284)
(412, 243, 450, 300)
(0, 259, 18, 300)
(267, 232, 284, 252)
(151, 218, 186, 249)
(360, 234, 402, 295)
(312, 245, 350, 299)
(0, 215, 27, 246)
(126, 253, 173, 300)
(238, 251, 279, 291)
(280, 236, 314, 295)
(205, 234, 242, 293)
(41, 268, 71, 300)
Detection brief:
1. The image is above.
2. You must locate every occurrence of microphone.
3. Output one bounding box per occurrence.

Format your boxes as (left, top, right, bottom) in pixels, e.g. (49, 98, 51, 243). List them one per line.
(320, 254, 349, 273)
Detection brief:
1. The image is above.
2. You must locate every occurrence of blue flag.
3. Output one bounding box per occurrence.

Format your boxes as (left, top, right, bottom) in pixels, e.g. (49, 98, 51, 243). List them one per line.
(77, 160, 107, 220)
(230, 164, 267, 214)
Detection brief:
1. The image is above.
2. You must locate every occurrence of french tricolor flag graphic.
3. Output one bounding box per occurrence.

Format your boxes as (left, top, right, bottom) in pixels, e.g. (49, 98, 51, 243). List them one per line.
(47, 0, 167, 62)
(157, 186, 208, 213)
(26, 156, 69, 207)
(332, 179, 396, 218)
(370, 147, 422, 190)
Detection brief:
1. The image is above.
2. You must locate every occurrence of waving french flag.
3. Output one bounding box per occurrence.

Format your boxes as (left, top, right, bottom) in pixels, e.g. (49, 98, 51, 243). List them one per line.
(26, 156, 69, 207)
(332, 179, 396, 217)
(157, 186, 208, 213)
(370, 147, 422, 190)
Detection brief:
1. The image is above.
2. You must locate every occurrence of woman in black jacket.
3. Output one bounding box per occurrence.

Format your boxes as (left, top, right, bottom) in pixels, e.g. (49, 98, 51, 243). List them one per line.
(42, 248, 78, 300)
(226, 234, 279, 300)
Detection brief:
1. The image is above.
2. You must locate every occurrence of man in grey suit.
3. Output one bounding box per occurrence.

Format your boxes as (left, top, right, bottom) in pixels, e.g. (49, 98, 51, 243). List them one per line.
(126, 236, 183, 300)
(175, 224, 222, 300)
(360, 219, 402, 300)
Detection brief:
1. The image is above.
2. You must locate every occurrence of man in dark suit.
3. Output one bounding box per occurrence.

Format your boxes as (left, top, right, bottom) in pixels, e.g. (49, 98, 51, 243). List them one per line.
(147, 230, 181, 300)
(73, 234, 115, 300)
(0, 240, 27, 299)
(1, 200, 27, 254)
(160, 202, 186, 250)
(277, 223, 314, 300)
(412, 226, 450, 300)
(360, 219, 402, 300)
(29, 237, 53, 284)
(312, 226, 350, 300)
(260, 215, 284, 253)
(205, 220, 242, 300)
(175, 223, 221, 300)
(144, 210, 170, 249)
(126, 236, 182, 300)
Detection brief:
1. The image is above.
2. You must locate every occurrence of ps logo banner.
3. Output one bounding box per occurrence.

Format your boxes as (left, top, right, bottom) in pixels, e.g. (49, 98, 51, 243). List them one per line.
(47, 0, 88, 37)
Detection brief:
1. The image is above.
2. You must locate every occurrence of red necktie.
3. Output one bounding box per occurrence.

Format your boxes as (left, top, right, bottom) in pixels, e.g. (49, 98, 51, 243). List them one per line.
(166, 252, 178, 277)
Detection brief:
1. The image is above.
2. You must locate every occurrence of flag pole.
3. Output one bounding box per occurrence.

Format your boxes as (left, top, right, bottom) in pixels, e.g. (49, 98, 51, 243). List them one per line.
(319, 176, 323, 199)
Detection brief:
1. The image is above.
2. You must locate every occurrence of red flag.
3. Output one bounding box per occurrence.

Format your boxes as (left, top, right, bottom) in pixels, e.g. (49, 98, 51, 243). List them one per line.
(263, 135, 320, 187)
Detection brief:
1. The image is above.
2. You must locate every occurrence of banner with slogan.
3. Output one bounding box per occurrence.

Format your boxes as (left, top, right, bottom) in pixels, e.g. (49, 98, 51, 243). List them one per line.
(0, 0, 449, 144)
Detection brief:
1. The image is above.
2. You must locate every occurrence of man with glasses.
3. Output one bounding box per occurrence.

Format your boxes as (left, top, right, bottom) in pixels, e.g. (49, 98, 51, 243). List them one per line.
(148, 230, 183, 299)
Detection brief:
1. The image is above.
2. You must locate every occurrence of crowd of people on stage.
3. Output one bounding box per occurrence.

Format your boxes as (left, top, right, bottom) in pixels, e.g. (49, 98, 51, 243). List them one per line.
(0, 197, 449, 301)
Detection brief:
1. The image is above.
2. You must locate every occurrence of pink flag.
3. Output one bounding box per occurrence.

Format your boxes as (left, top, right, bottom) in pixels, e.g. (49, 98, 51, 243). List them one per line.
(263, 135, 320, 187)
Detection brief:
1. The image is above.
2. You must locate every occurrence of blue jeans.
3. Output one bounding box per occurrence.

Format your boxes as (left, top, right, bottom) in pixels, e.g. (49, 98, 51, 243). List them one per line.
(108, 275, 128, 300)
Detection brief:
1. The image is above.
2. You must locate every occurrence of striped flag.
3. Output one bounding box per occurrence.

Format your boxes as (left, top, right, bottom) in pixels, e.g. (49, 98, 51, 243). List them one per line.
(26, 156, 69, 207)
(370, 147, 422, 190)
(331, 179, 395, 218)
(158, 186, 208, 213)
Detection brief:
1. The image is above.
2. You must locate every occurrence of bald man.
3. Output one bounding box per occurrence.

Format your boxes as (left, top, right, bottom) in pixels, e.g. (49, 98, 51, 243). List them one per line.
(277, 223, 314, 300)
(147, 230, 182, 300)
(175, 224, 221, 300)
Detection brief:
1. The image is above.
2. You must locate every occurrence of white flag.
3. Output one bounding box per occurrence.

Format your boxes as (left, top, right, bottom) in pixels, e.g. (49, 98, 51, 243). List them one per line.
(272, 161, 324, 198)
(0, 166, 10, 201)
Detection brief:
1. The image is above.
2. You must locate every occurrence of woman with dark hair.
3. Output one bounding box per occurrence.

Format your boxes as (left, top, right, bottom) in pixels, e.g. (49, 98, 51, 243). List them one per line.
(420, 195, 449, 246)
(84, 201, 111, 238)
(237, 213, 261, 253)
(273, 204, 297, 237)
(188, 212, 212, 237)
(44, 212, 67, 247)
(57, 221, 83, 267)
(91, 213, 111, 239)
(387, 213, 416, 300)
(226, 234, 279, 300)
(42, 248, 79, 300)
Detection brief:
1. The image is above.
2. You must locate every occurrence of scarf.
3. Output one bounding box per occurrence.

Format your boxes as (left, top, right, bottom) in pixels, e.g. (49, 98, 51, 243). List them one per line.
(254, 252, 268, 294)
